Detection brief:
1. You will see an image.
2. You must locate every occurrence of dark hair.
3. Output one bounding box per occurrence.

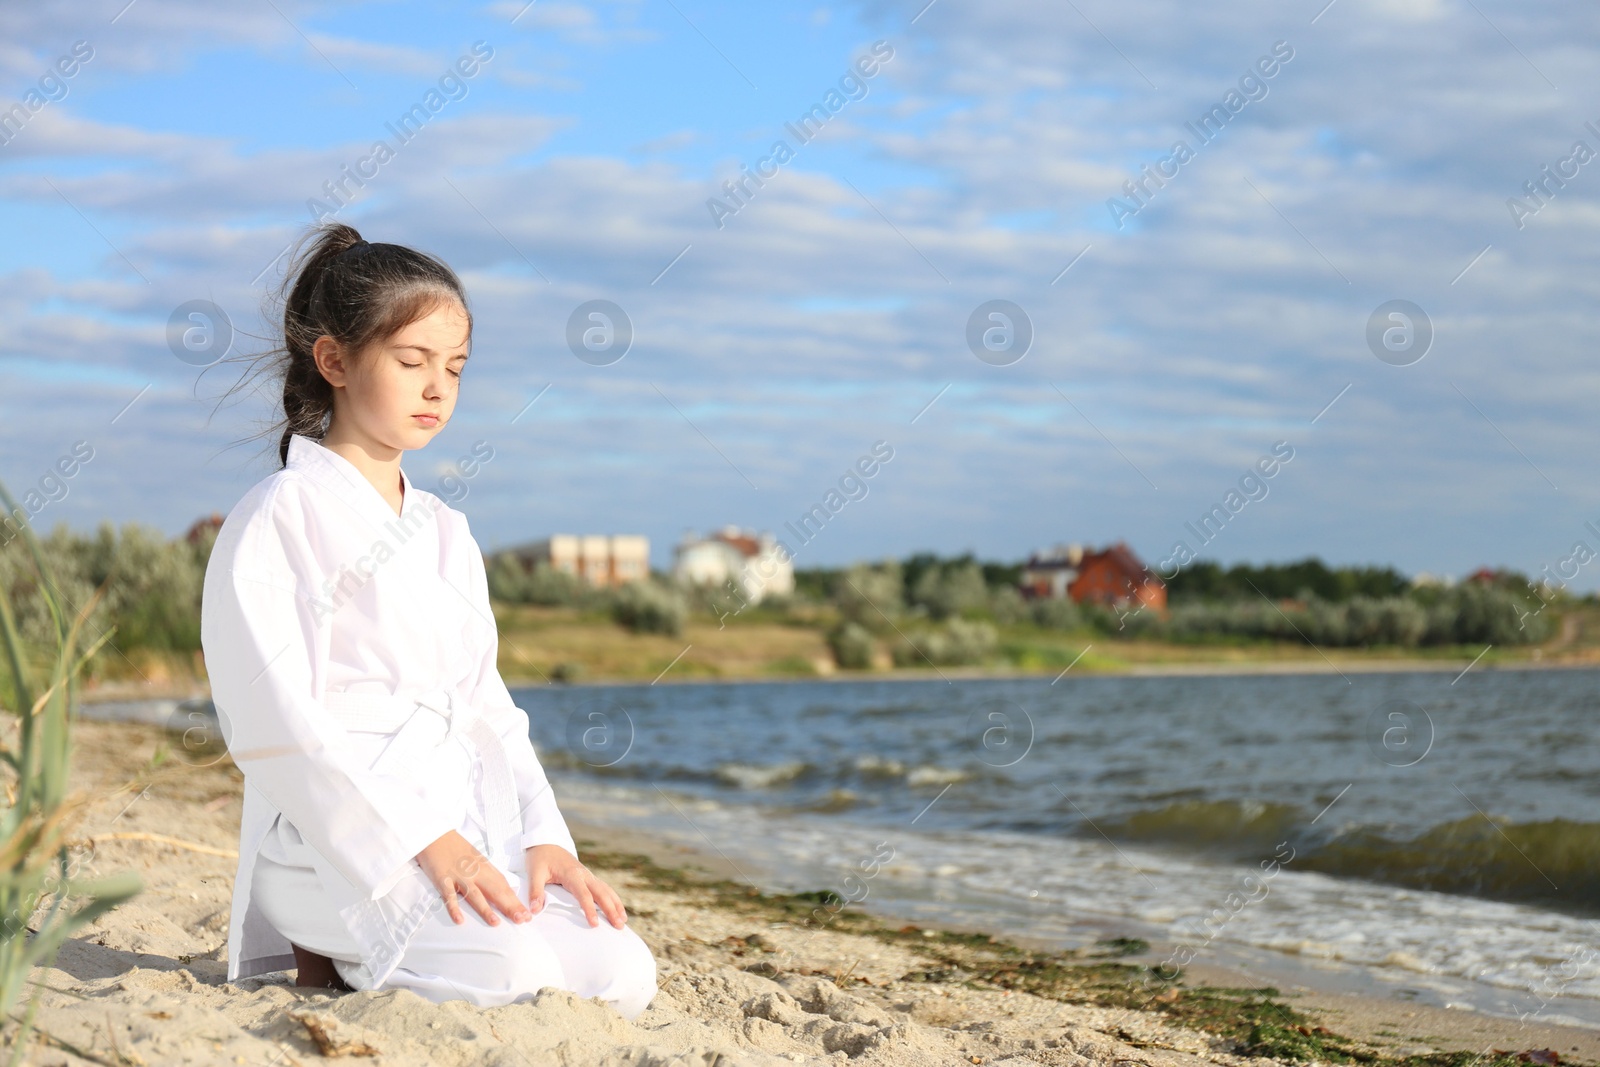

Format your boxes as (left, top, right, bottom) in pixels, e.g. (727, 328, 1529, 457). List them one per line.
(213, 221, 472, 468)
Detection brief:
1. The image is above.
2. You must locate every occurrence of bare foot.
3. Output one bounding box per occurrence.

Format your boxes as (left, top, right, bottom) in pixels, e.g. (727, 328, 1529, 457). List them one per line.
(292, 945, 353, 991)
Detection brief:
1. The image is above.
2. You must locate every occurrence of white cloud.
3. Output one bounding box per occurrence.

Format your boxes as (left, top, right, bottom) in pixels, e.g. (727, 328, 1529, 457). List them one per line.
(5, 0, 1600, 579)
(487, 0, 655, 46)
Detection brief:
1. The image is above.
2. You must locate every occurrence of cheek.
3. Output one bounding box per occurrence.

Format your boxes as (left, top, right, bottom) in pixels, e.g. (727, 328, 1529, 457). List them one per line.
(364, 366, 419, 416)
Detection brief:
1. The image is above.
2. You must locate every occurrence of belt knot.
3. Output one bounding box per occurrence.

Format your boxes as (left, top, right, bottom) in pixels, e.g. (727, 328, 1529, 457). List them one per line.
(410, 688, 467, 744)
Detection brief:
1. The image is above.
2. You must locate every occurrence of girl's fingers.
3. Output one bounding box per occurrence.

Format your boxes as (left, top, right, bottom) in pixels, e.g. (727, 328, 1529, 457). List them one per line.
(526, 859, 551, 912)
(573, 879, 601, 927)
(462, 882, 498, 925)
(441, 884, 463, 925)
(486, 876, 531, 923)
(521, 856, 630, 927)
(594, 879, 626, 927)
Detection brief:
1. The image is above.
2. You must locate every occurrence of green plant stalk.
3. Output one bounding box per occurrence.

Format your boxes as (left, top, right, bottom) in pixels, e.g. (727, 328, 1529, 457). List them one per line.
(0, 482, 143, 1062)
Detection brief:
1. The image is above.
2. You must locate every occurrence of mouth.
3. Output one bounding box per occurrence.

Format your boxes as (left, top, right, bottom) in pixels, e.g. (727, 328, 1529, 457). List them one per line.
(413, 414, 441, 427)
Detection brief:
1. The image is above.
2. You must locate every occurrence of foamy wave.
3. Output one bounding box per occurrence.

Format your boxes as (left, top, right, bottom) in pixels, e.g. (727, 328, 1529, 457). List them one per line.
(854, 755, 907, 777)
(907, 765, 969, 787)
(715, 761, 810, 789)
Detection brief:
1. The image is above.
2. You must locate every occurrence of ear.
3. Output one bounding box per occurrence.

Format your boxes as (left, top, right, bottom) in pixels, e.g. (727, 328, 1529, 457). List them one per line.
(312, 335, 350, 387)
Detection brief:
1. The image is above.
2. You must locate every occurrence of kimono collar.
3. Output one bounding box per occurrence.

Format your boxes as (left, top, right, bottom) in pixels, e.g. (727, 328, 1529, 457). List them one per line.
(285, 433, 420, 525)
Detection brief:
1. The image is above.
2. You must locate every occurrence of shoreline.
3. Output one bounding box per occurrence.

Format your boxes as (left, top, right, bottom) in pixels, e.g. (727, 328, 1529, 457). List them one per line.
(71, 653, 1600, 712)
(568, 815, 1600, 1063)
(525, 655, 1600, 685)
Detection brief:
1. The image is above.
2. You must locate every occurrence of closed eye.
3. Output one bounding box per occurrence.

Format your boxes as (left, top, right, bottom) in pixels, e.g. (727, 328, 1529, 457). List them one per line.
(400, 360, 462, 378)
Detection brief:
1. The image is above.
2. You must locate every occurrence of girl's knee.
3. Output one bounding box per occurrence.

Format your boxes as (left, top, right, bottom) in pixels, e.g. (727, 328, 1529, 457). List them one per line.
(606, 926, 658, 1021)
(476, 927, 566, 1003)
(493, 923, 653, 1017)
(398, 899, 657, 1015)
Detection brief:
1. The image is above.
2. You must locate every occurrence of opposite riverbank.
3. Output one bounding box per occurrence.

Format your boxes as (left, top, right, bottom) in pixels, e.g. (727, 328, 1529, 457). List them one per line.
(71, 623, 1600, 705)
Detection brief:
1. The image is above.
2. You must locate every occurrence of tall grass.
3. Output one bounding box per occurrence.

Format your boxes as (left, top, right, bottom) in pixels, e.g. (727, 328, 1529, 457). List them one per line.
(0, 484, 141, 1063)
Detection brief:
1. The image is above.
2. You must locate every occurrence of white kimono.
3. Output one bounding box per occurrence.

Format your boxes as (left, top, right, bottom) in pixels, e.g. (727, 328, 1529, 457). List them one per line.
(201, 432, 577, 985)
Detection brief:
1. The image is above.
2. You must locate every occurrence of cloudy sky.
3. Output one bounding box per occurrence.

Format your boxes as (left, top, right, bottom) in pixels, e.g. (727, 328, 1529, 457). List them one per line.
(3, 0, 1598, 585)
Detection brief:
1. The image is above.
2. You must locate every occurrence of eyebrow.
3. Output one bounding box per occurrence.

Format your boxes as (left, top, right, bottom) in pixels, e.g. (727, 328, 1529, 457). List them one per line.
(393, 343, 469, 359)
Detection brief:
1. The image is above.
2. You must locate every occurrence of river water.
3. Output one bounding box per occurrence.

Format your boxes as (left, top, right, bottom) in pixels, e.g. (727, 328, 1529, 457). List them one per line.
(515, 667, 1600, 1027)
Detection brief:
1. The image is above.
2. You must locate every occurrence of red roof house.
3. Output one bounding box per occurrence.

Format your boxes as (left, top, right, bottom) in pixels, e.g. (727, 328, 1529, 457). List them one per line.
(1068, 542, 1167, 611)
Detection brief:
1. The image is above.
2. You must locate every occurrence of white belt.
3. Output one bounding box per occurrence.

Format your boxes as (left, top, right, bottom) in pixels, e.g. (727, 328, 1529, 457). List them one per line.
(321, 687, 520, 864)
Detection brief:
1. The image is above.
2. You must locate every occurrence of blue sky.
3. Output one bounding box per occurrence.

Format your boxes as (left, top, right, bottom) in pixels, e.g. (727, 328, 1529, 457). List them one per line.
(4, 0, 1600, 587)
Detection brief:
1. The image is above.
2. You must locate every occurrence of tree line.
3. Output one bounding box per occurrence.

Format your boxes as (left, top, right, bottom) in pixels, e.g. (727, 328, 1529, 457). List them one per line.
(0, 523, 1564, 687)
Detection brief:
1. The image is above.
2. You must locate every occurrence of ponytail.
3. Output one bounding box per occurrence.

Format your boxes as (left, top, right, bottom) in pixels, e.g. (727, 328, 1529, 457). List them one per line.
(275, 223, 363, 464)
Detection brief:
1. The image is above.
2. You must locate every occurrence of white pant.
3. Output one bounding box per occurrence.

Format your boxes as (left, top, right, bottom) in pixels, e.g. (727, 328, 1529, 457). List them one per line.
(250, 819, 657, 1021)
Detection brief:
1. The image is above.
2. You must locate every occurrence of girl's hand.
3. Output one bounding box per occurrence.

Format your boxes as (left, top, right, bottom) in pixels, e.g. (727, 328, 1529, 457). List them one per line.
(416, 830, 532, 927)
(525, 844, 628, 929)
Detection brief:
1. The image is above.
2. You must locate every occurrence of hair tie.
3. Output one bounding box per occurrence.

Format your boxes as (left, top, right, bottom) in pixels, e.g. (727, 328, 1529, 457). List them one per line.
(345, 239, 371, 256)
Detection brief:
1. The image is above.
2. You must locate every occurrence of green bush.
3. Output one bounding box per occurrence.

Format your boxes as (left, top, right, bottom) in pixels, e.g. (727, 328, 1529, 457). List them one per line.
(692, 578, 751, 621)
(908, 561, 989, 620)
(892, 618, 997, 666)
(945, 618, 999, 662)
(91, 523, 207, 651)
(1424, 583, 1553, 644)
(549, 660, 585, 683)
(988, 586, 1030, 626)
(827, 621, 876, 669)
(1165, 557, 1412, 602)
(1030, 596, 1084, 631)
(1104, 584, 1550, 647)
(1345, 596, 1428, 646)
(831, 561, 903, 628)
(610, 579, 687, 636)
(486, 553, 584, 606)
(0, 521, 209, 663)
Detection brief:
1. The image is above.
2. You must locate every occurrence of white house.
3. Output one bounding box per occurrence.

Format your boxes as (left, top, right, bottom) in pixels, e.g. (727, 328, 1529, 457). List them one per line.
(673, 525, 794, 604)
(1019, 543, 1083, 600)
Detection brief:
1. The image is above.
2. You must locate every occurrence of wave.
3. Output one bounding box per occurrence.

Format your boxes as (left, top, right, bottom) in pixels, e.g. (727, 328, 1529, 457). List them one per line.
(544, 745, 1599, 917)
(907, 765, 970, 786)
(716, 761, 810, 789)
(781, 788, 865, 815)
(853, 755, 907, 778)
(1098, 798, 1304, 854)
(1303, 816, 1600, 910)
(1094, 798, 1600, 916)
(540, 748, 971, 792)
(852, 755, 971, 786)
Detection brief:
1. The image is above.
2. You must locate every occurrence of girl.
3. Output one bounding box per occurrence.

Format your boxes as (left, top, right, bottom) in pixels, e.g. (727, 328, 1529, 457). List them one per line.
(199, 222, 656, 1020)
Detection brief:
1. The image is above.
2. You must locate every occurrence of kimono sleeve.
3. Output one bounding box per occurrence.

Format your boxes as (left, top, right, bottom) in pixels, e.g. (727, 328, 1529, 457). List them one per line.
(457, 523, 579, 859)
(201, 502, 458, 901)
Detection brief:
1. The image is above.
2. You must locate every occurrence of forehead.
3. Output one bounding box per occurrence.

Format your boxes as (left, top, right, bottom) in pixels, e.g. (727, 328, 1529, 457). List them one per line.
(389, 301, 471, 351)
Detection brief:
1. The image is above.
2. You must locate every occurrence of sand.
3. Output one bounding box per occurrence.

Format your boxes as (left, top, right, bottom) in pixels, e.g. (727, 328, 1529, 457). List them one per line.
(7, 716, 1598, 1067)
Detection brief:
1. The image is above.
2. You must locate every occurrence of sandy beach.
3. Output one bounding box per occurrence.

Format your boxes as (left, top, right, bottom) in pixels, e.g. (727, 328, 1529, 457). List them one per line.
(7, 714, 1599, 1067)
